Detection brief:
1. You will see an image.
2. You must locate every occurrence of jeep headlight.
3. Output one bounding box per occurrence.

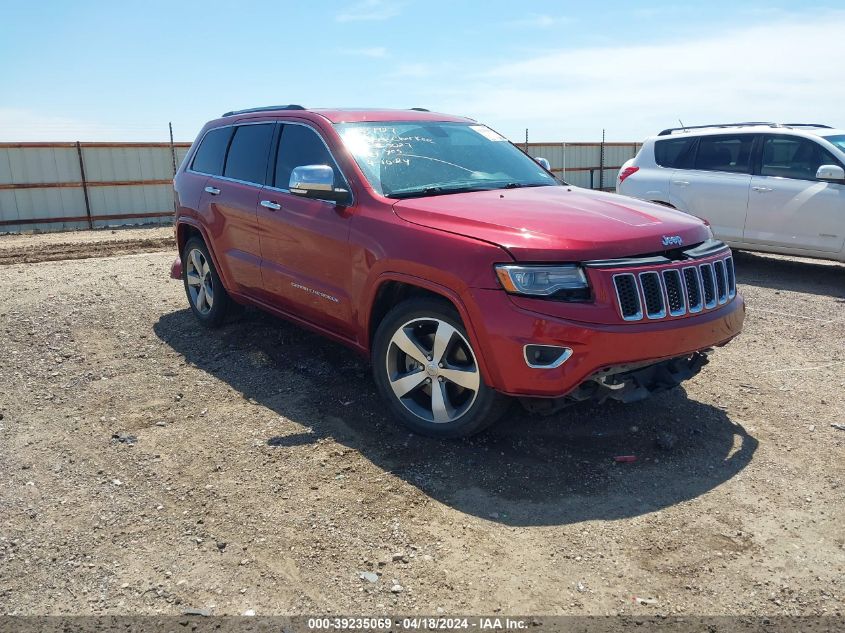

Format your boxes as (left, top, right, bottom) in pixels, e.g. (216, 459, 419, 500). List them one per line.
(495, 264, 589, 298)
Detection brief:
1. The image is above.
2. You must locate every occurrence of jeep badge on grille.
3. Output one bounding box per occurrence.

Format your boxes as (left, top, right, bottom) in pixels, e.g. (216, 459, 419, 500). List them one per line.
(662, 235, 683, 247)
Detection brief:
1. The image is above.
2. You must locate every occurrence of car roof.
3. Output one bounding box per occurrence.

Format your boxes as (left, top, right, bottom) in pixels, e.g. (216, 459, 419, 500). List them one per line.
(210, 106, 474, 126)
(650, 124, 844, 141)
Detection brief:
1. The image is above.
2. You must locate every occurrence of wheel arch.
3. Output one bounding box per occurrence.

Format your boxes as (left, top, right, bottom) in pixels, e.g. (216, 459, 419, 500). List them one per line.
(365, 274, 496, 387)
(175, 220, 233, 292)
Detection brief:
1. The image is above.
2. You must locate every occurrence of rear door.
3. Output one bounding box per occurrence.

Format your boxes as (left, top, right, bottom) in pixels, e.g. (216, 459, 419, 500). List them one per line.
(744, 134, 845, 253)
(669, 133, 755, 242)
(257, 121, 355, 336)
(193, 122, 274, 295)
(623, 136, 695, 203)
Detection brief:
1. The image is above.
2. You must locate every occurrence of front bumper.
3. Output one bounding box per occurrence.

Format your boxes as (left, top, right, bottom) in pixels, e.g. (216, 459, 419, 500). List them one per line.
(464, 288, 745, 398)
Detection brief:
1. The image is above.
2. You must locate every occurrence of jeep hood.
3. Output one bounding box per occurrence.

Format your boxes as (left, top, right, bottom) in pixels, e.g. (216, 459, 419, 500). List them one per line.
(391, 186, 711, 261)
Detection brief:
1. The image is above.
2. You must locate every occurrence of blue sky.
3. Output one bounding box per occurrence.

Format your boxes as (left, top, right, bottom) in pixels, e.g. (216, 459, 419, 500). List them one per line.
(1, 0, 843, 142)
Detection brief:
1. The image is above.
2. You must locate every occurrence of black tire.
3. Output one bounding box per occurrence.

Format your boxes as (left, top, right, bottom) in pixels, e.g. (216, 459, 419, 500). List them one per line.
(182, 237, 233, 328)
(372, 297, 509, 438)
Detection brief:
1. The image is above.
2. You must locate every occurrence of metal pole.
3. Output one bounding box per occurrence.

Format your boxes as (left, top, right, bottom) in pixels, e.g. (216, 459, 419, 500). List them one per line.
(524, 128, 528, 154)
(168, 123, 179, 221)
(169, 122, 177, 176)
(75, 141, 93, 230)
(562, 141, 566, 180)
(599, 129, 606, 190)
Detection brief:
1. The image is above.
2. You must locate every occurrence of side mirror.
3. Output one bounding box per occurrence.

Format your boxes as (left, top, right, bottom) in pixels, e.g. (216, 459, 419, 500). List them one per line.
(816, 164, 845, 182)
(289, 165, 350, 203)
(534, 156, 551, 171)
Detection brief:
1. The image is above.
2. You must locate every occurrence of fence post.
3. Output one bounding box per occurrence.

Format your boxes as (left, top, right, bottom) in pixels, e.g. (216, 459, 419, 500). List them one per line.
(168, 122, 177, 176)
(75, 141, 93, 230)
(598, 129, 605, 190)
(562, 141, 566, 180)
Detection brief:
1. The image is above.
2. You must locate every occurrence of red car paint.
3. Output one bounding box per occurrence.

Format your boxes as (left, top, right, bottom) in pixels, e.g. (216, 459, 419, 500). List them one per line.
(172, 108, 744, 399)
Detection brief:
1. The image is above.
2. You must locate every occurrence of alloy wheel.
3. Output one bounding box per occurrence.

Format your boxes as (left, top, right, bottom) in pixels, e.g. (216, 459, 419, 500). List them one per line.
(185, 248, 214, 315)
(385, 317, 481, 423)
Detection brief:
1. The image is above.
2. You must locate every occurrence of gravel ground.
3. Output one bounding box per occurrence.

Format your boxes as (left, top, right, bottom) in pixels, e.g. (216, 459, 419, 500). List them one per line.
(0, 226, 173, 265)
(0, 229, 843, 616)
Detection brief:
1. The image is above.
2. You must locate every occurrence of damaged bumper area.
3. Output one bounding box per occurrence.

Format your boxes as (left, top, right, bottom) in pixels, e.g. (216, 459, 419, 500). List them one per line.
(170, 256, 182, 280)
(519, 351, 711, 415)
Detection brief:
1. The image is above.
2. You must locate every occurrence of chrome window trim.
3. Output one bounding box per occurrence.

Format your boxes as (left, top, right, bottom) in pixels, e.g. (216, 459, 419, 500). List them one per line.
(682, 265, 704, 314)
(186, 119, 354, 206)
(612, 272, 643, 322)
(638, 271, 667, 319)
(523, 345, 573, 369)
(662, 268, 687, 317)
(190, 172, 267, 189)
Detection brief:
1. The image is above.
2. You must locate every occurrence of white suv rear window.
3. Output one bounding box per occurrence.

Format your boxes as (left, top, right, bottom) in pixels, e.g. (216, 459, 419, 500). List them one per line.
(654, 138, 694, 168)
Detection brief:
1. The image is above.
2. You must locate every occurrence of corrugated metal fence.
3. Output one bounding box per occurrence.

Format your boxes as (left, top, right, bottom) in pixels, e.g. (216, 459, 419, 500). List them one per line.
(527, 141, 642, 190)
(0, 140, 640, 234)
(0, 142, 190, 233)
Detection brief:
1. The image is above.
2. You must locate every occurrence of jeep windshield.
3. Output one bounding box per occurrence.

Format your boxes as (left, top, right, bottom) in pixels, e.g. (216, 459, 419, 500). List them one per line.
(336, 121, 559, 199)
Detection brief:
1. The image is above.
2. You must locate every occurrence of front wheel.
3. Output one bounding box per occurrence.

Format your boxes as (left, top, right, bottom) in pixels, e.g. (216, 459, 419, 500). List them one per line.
(372, 298, 509, 438)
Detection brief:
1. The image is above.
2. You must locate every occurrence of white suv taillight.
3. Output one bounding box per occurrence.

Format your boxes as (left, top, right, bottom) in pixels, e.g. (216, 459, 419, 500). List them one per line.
(618, 166, 639, 183)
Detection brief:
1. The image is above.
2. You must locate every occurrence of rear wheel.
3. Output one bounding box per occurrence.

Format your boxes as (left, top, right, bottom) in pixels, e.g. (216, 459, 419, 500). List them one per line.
(182, 237, 232, 327)
(372, 298, 509, 438)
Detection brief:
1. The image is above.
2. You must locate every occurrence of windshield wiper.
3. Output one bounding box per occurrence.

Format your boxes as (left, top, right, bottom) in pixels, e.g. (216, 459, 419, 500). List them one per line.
(501, 182, 549, 189)
(388, 185, 490, 200)
(388, 182, 550, 199)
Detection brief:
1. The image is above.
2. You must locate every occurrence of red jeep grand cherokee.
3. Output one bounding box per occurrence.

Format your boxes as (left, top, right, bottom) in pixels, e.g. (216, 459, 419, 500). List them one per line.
(170, 105, 744, 437)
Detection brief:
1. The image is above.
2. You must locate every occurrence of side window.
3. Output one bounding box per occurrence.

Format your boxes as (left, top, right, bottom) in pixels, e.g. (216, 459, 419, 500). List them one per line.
(223, 123, 275, 184)
(694, 135, 754, 173)
(191, 127, 233, 176)
(760, 135, 841, 181)
(274, 124, 344, 191)
(654, 138, 695, 168)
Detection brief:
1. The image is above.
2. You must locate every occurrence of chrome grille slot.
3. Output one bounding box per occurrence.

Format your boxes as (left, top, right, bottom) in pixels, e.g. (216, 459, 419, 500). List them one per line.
(639, 271, 666, 319)
(662, 269, 686, 316)
(609, 255, 734, 322)
(699, 263, 717, 308)
(725, 256, 736, 298)
(714, 259, 728, 304)
(613, 273, 642, 321)
(683, 266, 703, 313)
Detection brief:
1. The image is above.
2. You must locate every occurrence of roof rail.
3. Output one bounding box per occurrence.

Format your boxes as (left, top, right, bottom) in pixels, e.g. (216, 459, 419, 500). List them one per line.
(782, 123, 833, 128)
(409, 107, 430, 112)
(658, 122, 832, 136)
(221, 105, 305, 117)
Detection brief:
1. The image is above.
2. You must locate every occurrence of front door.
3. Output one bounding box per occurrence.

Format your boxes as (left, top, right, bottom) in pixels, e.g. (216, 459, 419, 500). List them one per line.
(744, 134, 845, 253)
(669, 133, 755, 242)
(257, 122, 355, 337)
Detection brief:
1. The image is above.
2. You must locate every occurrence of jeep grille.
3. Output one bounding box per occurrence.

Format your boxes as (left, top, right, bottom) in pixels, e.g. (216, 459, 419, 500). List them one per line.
(612, 255, 735, 322)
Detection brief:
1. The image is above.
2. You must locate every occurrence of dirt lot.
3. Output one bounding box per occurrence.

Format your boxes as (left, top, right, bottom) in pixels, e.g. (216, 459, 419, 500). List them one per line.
(0, 228, 843, 617)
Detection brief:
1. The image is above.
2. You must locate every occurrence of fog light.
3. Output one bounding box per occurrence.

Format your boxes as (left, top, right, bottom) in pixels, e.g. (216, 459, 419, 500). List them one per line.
(523, 345, 573, 369)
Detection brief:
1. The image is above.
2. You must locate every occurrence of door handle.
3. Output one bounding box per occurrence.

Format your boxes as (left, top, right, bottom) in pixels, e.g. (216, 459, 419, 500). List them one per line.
(260, 200, 281, 211)
(672, 180, 690, 186)
(204, 186, 221, 195)
(752, 186, 773, 192)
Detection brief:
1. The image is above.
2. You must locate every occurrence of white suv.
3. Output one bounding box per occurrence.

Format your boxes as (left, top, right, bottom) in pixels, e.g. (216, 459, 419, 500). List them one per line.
(617, 123, 845, 262)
